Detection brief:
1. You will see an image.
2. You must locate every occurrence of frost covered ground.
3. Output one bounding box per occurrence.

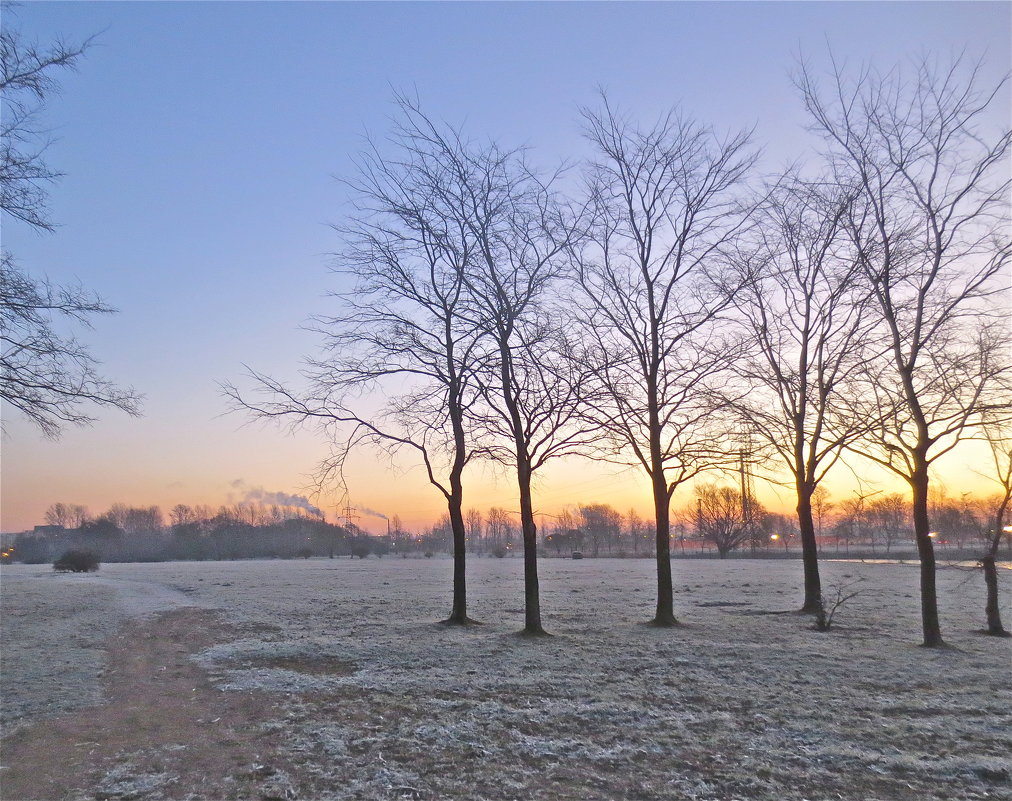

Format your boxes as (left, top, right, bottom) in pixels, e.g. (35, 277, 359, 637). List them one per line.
(1, 556, 1010, 800)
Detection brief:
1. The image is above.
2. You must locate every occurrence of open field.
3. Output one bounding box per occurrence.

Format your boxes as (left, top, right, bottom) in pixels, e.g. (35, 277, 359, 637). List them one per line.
(1, 557, 1010, 801)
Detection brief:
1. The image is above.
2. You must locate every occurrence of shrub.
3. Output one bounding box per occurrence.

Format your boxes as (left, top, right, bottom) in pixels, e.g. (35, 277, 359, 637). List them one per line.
(492, 547, 506, 559)
(813, 580, 863, 632)
(53, 549, 100, 573)
(350, 540, 372, 559)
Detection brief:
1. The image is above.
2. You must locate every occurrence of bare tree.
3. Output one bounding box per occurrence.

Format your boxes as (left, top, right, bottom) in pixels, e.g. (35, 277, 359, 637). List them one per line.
(464, 508, 483, 553)
(169, 504, 198, 528)
(976, 421, 1012, 636)
(225, 98, 485, 625)
(694, 482, 758, 558)
(835, 486, 882, 553)
(572, 95, 758, 625)
(43, 501, 71, 528)
(729, 176, 874, 611)
(811, 485, 834, 544)
(350, 102, 600, 634)
(866, 494, 910, 553)
(798, 53, 1012, 646)
(813, 579, 864, 633)
(1, 21, 139, 437)
(124, 506, 163, 535)
(1, 20, 91, 231)
(44, 501, 87, 529)
(624, 508, 651, 556)
(578, 503, 622, 557)
(461, 168, 594, 635)
(484, 507, 516, 555)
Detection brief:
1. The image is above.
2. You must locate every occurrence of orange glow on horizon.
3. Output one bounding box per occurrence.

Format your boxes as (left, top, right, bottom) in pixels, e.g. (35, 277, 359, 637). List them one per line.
(3, 438, 1003, 535)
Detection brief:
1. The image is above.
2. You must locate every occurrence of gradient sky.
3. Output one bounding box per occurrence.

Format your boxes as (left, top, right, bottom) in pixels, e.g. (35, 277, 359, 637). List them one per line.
(3, 2, 1009, 534)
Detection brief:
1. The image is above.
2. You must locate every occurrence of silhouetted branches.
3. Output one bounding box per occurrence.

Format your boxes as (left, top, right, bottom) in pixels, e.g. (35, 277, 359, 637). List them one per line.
(797, 52, 1012, 646)
(726, 175, 879, 611)
(570, 93, 759, 625)
(225, 97, 496, 623)
(1, 21, 138, 437)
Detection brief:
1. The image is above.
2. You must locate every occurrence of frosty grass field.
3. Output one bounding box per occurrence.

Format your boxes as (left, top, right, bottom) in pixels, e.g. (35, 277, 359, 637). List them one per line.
(1, 556, 1010, 801)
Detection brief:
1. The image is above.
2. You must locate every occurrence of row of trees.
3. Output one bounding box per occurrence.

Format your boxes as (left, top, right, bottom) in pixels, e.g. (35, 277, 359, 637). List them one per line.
(41, 500, 327, 533)
(6, 23, 1005, 646)
(27, 481, 1011, 562)
(229, 52, 1010, 646)
(12, 501, 368, 563)
(416, 488, 1011, 559)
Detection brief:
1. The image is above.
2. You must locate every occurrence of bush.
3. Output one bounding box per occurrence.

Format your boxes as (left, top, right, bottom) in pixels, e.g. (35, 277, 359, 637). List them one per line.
(813, 580, 863, 632)
(350, 540, 372, 559)
(492, 547, 506, 559)
(53, 549, 100, 573)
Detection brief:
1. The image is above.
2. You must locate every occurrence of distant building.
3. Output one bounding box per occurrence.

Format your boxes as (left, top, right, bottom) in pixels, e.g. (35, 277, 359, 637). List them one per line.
(33, 524, 66, 537)
(0, 532, 23, 548)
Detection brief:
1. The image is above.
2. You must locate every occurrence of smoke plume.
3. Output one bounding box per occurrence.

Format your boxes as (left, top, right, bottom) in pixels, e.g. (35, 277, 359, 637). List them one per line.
(230, 480, 324, 519)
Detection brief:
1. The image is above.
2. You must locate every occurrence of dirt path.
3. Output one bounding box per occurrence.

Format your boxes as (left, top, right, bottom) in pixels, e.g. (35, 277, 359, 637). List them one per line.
(1, 609, 301, 801)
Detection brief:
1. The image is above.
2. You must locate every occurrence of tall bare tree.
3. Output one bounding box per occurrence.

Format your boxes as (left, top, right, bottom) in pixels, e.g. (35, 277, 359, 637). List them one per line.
(350, 100, 601, 634)
(798, 54, 1012, 646)
(729, 176, 874, 612)
(225, 99, 485, 625)
(1, 22, 139, 436)
(460, 162, 595, 635)
(572, 96, 758, 625)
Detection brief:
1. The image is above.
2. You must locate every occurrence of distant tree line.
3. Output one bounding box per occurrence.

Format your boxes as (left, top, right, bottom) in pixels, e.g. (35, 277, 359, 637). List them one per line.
(416, 491, 1009, 560)
(10, 483, 1009, 568)
(7, 501, 395, 564)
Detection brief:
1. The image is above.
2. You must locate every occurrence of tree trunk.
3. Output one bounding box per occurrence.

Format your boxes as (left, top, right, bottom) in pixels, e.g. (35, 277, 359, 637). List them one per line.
(981, 496, 1011, 636)
(440, 332, 474, 626)
(442, 489, 474, 625)
(650, 469, 677, 626)
(518, 463, 545, 635)
(796, 486, 823, 613)
(981, 556, 1009, 636)
(910, 466, 944, 647)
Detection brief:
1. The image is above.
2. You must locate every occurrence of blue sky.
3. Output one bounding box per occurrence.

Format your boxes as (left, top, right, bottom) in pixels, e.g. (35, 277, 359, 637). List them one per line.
(3, 2, 1009, 532)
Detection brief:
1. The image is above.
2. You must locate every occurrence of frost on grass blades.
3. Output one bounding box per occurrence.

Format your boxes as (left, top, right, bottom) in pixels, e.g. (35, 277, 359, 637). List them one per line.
(1, 558, 1010, 801)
